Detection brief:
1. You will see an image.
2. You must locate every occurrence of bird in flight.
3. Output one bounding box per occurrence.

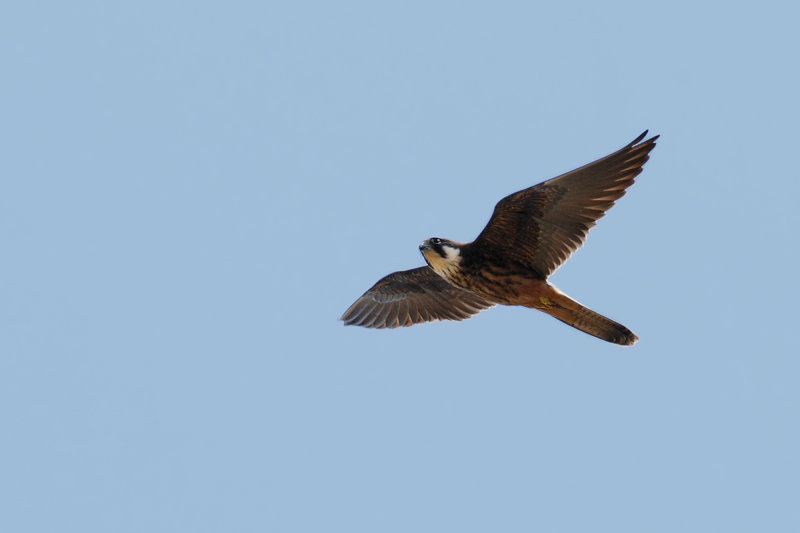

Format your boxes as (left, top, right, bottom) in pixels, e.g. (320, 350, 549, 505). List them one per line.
(340, 131, 658, 345)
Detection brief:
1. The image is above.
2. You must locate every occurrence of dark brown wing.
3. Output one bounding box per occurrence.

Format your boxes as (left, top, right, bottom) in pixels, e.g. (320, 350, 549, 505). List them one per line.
(340, 266, 495, 328)
(467, 131, 658, 278)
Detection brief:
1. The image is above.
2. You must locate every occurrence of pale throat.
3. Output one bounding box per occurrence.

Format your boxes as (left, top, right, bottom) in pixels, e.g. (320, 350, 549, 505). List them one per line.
(425, 244, 462, 280)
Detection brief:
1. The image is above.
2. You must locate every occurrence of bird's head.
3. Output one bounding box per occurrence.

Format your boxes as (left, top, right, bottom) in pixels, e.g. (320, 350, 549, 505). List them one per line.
(419, 237, 463, 277)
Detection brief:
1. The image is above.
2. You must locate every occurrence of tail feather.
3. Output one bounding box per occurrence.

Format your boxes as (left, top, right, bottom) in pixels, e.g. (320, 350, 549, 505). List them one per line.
(538, 287, 638, 346)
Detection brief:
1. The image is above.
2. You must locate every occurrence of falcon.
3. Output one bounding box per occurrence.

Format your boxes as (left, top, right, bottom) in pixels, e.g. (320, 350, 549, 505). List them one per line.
(340, 131, 658, 345)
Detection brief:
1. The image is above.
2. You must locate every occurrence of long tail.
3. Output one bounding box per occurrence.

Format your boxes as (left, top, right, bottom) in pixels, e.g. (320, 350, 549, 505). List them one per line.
(536, 285, 638, 346)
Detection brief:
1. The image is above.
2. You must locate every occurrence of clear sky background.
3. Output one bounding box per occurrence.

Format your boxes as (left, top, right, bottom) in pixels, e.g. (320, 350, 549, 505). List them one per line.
(2, 1, 799, 532)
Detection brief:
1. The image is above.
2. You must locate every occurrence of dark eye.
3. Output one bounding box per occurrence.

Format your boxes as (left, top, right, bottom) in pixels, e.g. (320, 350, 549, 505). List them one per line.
(431, 238, 442, 245)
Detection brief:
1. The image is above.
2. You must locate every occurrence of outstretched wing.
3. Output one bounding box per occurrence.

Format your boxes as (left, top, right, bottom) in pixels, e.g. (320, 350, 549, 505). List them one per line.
(468, 131, 658, 278)
(341, 266, 495, 328)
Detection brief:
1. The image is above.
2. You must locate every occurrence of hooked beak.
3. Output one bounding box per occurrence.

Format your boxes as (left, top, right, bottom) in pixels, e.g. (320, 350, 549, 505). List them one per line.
(419, 240, 432, 251)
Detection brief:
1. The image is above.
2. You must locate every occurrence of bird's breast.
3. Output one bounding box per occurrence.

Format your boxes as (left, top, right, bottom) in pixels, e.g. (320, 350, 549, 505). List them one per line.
(440, 265, 541, 305)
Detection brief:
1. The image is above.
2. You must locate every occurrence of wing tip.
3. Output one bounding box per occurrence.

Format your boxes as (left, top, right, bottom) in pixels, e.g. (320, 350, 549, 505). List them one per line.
(632, 130, 659, 147)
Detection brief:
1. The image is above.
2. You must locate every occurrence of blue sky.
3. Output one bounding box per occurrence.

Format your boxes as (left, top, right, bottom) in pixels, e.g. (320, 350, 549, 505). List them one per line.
(2, 1, 799, 532)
